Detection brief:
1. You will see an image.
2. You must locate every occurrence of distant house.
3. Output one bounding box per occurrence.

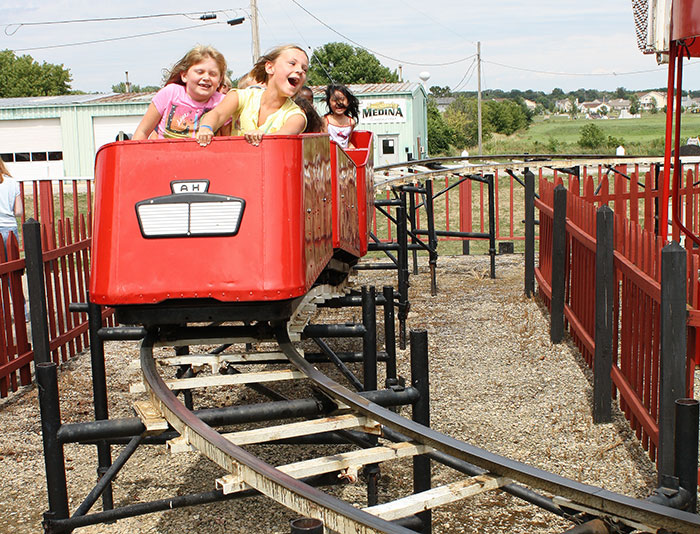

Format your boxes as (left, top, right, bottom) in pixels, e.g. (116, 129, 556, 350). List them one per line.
(554, 98, 576, 113)
(434, 97, 455, 113)
(522, 99, 537, 111)
(579, 100, 610, 117)
(608, 98, 631, 112)
(639, 91, 665, 110)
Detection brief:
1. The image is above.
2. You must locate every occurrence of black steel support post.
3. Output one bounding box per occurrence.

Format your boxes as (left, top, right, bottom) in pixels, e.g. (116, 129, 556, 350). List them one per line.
(408, 186, 419, 274)
(313, 337, 364, 391)
(87, 300, 114, 510)
(383, 286, 398, 384)
(550, 185, 567, 344)
(593, 206, 614, 424)
(675, 398, 699, 512)
(23, 219, 52, 364)
(290, 517, 324, 533)
(396, 200, 410, 350)
(73, 432, 146, 518)
(424, 180, 439, 296)
(174, 346, 194, 410)
(487, 174, 497, 279)
(362, 286, 380, 506)
(524, 169, 535, 297)
(658, 241, 687, 486)
(410, 329, 431, 534)
(36, 362, 70, 526)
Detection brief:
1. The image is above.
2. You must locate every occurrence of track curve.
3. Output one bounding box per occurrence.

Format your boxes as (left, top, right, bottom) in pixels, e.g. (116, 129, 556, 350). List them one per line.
(135, 285, 700, 534)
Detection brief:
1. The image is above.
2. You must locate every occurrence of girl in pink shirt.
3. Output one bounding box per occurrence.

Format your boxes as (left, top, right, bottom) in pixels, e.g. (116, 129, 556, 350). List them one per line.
(133, 45, 231, 140)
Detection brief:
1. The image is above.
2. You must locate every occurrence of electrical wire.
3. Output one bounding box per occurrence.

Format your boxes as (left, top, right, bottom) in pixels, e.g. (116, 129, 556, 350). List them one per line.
(10, 21, 223, 53)
(482, 58, 695, 78)
(2, 10, 233, 36)
(451, 59, 478, 92)
(289, 0, 475, 67)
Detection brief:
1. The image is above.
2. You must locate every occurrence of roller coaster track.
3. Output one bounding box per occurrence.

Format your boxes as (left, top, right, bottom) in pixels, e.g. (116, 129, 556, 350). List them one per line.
(135, 285, 700, 534)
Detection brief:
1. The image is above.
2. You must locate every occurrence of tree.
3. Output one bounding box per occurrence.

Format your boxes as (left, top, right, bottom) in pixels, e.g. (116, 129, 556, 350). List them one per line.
(307, 42, 399, 85)
(429, 85, 452, 97)
(578, 123, 606, 150)
(427, 99, 460, 154)
(0, 49, 72, 97)
(629, 94, 640, 115)
(112, 82, 160, 93)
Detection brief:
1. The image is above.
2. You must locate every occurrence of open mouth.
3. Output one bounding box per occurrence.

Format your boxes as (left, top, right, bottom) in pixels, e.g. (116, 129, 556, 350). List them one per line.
(288, 76, 300, 88)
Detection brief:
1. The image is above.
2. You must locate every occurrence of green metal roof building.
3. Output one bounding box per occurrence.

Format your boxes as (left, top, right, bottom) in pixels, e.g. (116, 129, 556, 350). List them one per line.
(0, 82, 427, 179)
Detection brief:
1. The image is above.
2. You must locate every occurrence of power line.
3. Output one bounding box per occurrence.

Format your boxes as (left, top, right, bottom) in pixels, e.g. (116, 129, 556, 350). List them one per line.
(3, 10, 231, 35)
(482, 58, 692, 78)
(11, 21, 223, 53)
(289, 0, 475, 67)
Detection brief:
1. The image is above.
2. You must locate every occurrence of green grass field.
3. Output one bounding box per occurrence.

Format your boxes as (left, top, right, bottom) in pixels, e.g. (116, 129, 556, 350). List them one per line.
(481, 113, 700, 156)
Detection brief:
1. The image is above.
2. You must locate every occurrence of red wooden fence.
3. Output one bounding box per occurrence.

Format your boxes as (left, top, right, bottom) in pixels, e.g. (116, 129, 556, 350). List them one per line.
(535, 172, 698, 466)
(0, 177, 99, 397)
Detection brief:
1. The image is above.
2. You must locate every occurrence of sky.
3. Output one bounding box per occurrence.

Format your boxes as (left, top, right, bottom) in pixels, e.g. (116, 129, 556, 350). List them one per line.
(0, 0, 694, 95)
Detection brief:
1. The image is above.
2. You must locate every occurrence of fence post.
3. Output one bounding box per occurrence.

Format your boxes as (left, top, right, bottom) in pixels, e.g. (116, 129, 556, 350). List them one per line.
(524, 169, 535, 297)
(657, 241, 687, 486)
(550, 185, 567, 344)
(23, 218, 52, 365)
(593, 206, 614, 423)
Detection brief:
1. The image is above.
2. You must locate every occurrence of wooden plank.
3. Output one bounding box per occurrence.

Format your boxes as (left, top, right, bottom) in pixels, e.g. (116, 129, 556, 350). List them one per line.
(147, 351, 290, 369)
(221, 414, 381, 446)
(130, 369, 305, 393)
(363, 475, 509, 521)
(133, 400, 169, 433)
(216, 441, 431, 494)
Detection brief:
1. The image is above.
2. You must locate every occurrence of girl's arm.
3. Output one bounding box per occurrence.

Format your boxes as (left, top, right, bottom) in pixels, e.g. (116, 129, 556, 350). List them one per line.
(216, 122, 232, 137)
(13, 193, 22, 218)
(132, 103, 163, 140)
(243, 114, 306, 147)
(198, 91, 240, 146)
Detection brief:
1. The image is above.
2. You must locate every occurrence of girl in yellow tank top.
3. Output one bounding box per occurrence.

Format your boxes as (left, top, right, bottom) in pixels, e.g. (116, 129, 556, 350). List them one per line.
(197, 45, 308, 147)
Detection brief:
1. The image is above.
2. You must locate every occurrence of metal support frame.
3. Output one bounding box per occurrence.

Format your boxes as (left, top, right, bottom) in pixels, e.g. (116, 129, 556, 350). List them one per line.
(362, 286, 380, 506)
(410, 329, 432, 533)
(87, 300, 114, 510)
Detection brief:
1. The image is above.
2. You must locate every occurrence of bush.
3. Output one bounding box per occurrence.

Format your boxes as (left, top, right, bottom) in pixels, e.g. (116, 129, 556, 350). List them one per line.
(578, 123, 606, 149)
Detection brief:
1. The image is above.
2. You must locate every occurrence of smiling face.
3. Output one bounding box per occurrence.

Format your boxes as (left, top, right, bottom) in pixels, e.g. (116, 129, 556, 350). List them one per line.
(266, 48, 308, 97)
(181, 57, 222, 102)
(330, 90, 349, 116)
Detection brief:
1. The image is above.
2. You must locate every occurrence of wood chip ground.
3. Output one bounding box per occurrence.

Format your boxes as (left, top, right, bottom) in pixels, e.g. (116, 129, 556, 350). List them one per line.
(0, 254, 697, 534)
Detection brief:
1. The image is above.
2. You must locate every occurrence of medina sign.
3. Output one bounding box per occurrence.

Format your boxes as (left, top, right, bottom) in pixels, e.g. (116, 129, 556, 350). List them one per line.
(359, 99, 408, 124)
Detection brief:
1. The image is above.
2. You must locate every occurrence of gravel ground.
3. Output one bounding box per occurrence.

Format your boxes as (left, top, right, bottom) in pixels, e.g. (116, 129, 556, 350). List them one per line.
(0, 253, 697, 534)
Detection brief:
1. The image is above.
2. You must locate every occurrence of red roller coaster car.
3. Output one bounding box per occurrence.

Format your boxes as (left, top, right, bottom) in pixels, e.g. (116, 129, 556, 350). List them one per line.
(89, 132, 374, 325)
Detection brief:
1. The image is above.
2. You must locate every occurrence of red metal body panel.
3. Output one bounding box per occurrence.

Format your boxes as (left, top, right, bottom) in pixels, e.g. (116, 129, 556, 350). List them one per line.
(673, 0, 700, 55)
(90, 135, 333, 305)
(330, 142, 360, 257)
(347, 131, 375, 256)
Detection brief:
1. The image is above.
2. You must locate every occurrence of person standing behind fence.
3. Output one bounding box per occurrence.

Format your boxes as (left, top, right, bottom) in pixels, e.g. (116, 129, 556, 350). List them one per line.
(0, 159, 22, 258)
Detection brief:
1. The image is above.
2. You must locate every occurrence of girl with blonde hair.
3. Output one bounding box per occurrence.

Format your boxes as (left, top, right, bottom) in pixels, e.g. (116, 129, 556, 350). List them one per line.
(197, 44, 308, 147)
(133, 45, 231, 140)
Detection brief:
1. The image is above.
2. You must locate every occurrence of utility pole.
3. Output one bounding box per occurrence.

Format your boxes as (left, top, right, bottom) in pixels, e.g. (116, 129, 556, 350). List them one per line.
(477, 41, 483, 155)
(125, 71, 131, 93)
(250, 0, 261, 63)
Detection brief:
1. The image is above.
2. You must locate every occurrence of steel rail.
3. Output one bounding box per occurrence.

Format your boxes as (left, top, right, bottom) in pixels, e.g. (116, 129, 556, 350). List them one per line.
(138, 328, 415, 534)
(273, 325, 700, 534)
